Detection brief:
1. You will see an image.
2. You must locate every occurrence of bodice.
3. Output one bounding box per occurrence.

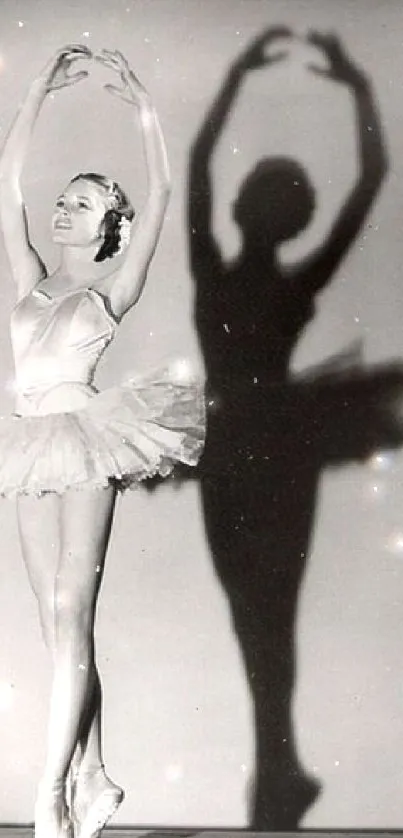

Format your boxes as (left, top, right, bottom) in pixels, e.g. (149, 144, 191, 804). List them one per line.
(10, 286, 116, 415)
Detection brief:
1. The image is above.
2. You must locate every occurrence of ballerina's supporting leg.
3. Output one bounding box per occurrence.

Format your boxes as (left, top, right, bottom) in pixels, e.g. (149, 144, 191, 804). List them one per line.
(18, 486, 122, 837)
(71, 669, 124, 838)
(18, 491, 72, 838)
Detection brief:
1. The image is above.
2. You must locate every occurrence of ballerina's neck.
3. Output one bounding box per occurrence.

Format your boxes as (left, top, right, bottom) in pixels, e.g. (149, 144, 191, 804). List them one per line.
(58, 244, 111, 284)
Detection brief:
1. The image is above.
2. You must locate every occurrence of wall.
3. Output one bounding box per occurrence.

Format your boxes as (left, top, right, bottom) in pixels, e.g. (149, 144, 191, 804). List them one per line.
(0, 0, 402, 829)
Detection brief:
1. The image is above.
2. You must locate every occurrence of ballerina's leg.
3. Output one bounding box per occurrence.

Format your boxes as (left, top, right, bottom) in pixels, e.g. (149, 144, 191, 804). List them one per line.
(43, 484, 115, 775)
(57, 487, 124, 838)
(17, 490, 112, 802)
(19, 485, 119, 837)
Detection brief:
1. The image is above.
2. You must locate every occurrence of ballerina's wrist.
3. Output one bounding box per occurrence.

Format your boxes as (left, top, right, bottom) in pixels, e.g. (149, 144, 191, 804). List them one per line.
(30, 77, 52, 98)
(135, 87, 153, 110)
(30, 76, 52, 96)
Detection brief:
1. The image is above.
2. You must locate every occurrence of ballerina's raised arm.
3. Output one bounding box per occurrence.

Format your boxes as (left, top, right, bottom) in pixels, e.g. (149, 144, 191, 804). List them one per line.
(95, 49, 171, 320)
(0, 44, 92, 299)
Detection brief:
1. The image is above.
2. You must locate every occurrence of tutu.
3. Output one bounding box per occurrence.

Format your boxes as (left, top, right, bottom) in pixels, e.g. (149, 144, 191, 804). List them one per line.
(0, 360, 205, 497)
(1, 284, 206, 497)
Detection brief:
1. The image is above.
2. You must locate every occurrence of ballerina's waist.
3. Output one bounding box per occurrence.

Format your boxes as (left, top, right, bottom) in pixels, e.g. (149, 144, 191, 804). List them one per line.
(14, 381, 99, 417)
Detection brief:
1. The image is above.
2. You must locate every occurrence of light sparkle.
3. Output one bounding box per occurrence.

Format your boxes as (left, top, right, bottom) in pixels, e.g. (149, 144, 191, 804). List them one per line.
(386, 532, 403, 555)
(365, 479, 387, 501)
(168, 358, 195, 384)
(369, 451, 394, 472)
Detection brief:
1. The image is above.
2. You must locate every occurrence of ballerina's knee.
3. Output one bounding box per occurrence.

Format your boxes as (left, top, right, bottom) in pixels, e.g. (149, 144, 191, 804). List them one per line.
(53, 585, 96, 646)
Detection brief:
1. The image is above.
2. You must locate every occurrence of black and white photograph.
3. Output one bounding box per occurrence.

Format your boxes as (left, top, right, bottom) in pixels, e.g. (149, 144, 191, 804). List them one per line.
(0, 1, 402, 836)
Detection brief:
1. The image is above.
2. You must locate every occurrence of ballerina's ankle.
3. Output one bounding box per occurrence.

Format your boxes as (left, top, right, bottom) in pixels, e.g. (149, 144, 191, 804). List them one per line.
(76, 763, 107, 780)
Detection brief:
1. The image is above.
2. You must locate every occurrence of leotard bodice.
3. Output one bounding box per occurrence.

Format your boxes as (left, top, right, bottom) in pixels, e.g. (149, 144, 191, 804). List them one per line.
(10, 286, 117, 415)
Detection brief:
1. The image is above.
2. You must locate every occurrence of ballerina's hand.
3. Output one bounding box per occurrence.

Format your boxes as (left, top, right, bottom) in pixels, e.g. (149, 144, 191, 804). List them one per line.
(96, 49, 149, 106)
(38, 44, 92, 92)
(234, 26, 293, 72)
(306, 32, 368, 89)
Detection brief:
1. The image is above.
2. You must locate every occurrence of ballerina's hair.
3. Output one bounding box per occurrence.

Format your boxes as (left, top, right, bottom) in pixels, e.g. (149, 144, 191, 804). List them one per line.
(70, 172, 135, 262)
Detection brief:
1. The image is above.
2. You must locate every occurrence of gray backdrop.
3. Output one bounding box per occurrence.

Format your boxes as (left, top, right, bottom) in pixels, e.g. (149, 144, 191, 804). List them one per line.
(0, 0, 402, 829)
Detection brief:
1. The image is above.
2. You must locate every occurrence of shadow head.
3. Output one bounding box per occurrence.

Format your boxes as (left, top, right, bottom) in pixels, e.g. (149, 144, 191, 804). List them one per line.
(233, 157, 316, 245)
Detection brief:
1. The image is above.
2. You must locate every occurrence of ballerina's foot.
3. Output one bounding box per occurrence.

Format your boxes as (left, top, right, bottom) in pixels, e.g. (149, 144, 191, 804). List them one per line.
(34, 782, 72, 838)
(72, 767, 124, 838)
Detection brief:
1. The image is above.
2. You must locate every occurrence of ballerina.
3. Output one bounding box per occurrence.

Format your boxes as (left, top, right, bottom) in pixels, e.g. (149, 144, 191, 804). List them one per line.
(0, 44, 205, 838)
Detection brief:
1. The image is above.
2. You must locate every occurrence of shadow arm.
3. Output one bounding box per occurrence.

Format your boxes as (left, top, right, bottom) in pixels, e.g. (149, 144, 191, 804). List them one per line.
(188, 63, 245, 278)
(296, 73, 388, 297)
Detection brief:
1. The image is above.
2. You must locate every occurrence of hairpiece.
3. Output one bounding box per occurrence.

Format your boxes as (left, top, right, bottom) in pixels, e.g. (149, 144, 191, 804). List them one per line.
(117, 216, 132, 254)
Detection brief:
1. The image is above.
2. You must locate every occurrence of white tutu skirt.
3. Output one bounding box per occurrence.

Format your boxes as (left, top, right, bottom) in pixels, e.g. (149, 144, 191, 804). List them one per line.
(0, 362, 206, 497)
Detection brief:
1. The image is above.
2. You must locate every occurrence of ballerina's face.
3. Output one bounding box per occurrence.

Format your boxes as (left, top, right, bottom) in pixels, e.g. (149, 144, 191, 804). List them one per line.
(51, 179, 109, 248)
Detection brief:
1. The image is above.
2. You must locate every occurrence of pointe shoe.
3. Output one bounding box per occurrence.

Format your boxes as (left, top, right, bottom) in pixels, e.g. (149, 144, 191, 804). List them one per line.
(71, 770, 124, 838)
(34, 781, 73, 838)
(74, 787, 124, 838)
